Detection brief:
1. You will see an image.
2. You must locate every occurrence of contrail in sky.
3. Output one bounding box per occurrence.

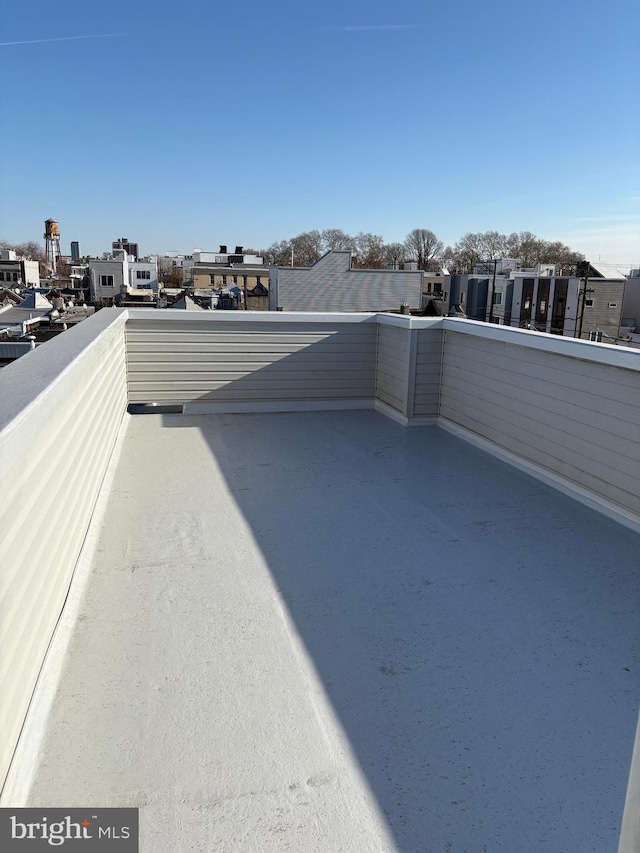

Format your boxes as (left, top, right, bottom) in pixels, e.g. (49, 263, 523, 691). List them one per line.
(0, 33, 128, 47)
(323, 24, 421, 31)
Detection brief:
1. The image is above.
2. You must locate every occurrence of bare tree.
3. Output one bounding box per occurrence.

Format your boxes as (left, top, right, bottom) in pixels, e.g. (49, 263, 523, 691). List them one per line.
(384, 242, 407, 268)
(353, 232, 386, 268)
(403, 229, 443, 271)
(447, 231, 507, 273)
(505, 231, 541, 267)
(539, 241, 584, 273)
(264, 240, 293, 266)
(289, 230, 323, 266)
(444, 233, 480, 273)
(321, 228, 356, 253)
(479, 231, 508, 261)
(156, 256, 185, 287)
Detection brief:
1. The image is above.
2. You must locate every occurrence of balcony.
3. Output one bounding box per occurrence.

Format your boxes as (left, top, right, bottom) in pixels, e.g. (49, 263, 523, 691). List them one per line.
(1, 309, 640, 852)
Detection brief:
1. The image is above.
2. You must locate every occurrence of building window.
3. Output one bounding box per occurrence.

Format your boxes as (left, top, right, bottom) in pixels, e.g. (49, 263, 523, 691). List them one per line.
(0, 272, 4, 281)
(585, 299, 594, 307)
(136, 270, 151, 280)
(12, 272, 18, 281)
(608, 302, 618, 308)
(426, 283, 432, 293)
(100, 275, 114, 288)
(493, 292, 503, 305)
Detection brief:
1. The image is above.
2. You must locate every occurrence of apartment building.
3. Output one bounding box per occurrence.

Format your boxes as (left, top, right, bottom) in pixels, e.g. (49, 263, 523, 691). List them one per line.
(89, 251, 158, 303)
(183, 245, 265, 288)
(439, 261, 626, 341)
(0, 249, 40, 289)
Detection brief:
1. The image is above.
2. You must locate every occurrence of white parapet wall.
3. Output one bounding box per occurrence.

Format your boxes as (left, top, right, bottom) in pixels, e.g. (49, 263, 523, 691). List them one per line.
(438, 318, 640, 526)
(125, 311, 380, 411)
(0, 308, 129, 792)
(374, 315, 443, 423)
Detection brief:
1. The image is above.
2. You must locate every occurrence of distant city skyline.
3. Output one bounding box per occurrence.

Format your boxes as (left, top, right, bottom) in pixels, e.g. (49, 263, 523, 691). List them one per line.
(1, 0, 638, 268)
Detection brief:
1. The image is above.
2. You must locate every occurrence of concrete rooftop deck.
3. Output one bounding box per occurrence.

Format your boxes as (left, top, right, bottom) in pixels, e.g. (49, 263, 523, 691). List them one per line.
(6, 409, 640, 852)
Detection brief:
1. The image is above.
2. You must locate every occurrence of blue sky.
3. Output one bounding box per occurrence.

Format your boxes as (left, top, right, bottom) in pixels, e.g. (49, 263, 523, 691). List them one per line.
(2, 0, 639, 266)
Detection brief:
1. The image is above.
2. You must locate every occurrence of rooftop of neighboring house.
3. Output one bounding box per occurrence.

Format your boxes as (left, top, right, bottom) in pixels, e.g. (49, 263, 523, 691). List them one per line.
(191, 246, 265, 266)
(585, 261, 627, 280)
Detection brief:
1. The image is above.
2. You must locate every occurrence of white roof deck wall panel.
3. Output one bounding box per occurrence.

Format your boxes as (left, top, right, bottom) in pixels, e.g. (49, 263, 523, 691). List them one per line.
(440, 328, 640, 518)
(0, 310, 128, 790)
(126, 314, 378, 406)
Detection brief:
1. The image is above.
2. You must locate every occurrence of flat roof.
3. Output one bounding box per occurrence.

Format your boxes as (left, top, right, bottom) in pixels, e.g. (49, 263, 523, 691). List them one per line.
(7, 410, 640, 851)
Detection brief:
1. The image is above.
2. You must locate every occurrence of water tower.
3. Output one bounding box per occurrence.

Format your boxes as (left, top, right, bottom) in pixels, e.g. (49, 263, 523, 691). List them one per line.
(44, 218, 62, 273)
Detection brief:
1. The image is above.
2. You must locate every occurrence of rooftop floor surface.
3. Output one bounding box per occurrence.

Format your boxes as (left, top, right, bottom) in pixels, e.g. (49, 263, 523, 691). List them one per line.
(8, 410, 640, 852)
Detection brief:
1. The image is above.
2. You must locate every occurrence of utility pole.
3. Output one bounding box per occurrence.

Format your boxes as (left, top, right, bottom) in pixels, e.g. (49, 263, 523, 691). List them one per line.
(576, 263, 594, 339)
(487, 259, 498, 323)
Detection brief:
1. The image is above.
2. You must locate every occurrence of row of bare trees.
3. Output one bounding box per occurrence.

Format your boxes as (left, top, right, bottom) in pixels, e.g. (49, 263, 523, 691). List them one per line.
(250, 228, 443, 271)
(249, 228, 583, 273)
(442, 231, 584, 273)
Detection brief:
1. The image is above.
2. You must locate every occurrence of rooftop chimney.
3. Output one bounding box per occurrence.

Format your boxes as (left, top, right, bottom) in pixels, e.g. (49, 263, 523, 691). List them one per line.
(235, 246, 243, 255)
(219, 245, 227, 254)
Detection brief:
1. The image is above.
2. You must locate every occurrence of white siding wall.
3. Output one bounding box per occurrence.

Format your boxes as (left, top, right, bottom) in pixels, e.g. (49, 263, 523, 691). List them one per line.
(126, 313, 378, 407)
(413, 327, 443, 418)
(375, 322, 410, 415)
(440, 326, 640, 517)
(0, 310, 128, 790)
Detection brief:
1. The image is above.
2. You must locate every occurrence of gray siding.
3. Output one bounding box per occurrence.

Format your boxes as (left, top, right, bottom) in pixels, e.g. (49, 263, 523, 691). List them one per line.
(0, 312, 128, 789)
(413, 327, 443, 417)
(375, 323, 410, 414)
(440, 330, 640, 516)
(581, 279, 625, 341)
(621, 277, 640, 331)
(126, 318, 377, 404)
(273, 251, 423, 312)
